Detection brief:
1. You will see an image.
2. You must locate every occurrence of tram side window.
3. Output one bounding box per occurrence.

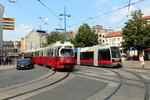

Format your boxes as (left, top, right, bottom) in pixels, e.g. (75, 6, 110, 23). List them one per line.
(31, 52, 33, 57)
(47, 49, 53, 56)
(80, 52, 93, 60)
(39, 51, 43, 57)
(98, 49, 111, 60)
(35, 51, 39, 57)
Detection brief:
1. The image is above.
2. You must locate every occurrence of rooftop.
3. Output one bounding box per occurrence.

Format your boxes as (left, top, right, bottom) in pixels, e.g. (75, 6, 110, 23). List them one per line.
(105, 31, 122, 38)
(141, 16, 150, 20)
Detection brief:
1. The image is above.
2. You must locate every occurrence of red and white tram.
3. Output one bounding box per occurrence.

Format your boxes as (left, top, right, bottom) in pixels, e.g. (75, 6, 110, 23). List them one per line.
(23, 41, 75, 70)
(75, 45, 122, 67)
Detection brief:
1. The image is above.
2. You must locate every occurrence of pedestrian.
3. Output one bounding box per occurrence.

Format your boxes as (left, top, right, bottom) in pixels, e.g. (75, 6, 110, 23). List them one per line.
(3, 57, 6, 65)
(139, 54, 145, 68)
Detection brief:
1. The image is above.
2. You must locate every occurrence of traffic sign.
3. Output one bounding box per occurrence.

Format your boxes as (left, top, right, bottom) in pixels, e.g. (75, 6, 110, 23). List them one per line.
(3, 21, 14, 24)
(3, 24, 14, 27)
(3, 17, 15, 30)
(3, 28, 14, 30)
(3, 17, 14, 21)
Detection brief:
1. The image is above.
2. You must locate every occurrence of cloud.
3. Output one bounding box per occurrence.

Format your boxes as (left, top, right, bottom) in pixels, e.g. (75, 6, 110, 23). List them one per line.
(140, 1, 150, 16)
(3, 24, 33, 41)
(15, 24, 33, 35)
(96, 0, 108, 6)
(142, 7, 150, 16)
(108, 5, 136, 23)
(98, 0, 150, 25)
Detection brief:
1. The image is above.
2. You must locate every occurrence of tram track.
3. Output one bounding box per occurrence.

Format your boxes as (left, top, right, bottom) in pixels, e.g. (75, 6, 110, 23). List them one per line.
(0, 69, 70, 100)
(73, 67, 123, 100)
(102, 68, 149, 100)
(75, 66, 146, 88)
(0, 68, 56, 92)
(102, 69, 122, 100)
(120, 69, 149, 100)
(75, 66, 150, 100)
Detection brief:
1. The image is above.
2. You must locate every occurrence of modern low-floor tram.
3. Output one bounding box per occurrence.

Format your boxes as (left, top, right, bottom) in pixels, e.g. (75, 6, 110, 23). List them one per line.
(75, 45, 122, 68)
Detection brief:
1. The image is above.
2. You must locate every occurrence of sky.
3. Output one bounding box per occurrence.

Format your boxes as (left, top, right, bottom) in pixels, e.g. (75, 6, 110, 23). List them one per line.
(0, 0, 150, 41)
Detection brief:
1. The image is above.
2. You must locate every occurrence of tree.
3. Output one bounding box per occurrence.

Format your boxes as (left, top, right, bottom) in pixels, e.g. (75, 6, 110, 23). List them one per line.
(72, 23, 98, 47)
(47, 31, 64, 45)
(122, 9, 150, 55)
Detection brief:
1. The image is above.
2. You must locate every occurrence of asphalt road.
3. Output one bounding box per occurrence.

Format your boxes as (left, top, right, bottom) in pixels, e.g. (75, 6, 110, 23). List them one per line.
(0, 65, 150, 100)
(27, 76, 108, 100)
(0, 66, 49, 88)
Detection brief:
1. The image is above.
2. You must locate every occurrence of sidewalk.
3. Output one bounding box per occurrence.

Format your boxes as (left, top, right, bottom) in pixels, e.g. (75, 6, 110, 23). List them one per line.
(0, 64, 16, 70)
(0, 61, 150, 70)
(122, 61, 150, 69)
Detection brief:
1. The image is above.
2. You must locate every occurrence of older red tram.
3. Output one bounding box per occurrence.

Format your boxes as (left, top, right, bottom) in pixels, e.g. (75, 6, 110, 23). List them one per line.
(23, 41, 75, 70)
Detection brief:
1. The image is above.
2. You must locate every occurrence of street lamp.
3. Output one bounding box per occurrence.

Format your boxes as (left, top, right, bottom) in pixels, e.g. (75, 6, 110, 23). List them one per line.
(59, 7, 71, 41)
(38, 17, 48, 30)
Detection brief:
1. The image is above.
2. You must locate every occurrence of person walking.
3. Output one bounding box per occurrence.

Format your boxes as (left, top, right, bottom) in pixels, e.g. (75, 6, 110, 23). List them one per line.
(139, 54, 145, 68)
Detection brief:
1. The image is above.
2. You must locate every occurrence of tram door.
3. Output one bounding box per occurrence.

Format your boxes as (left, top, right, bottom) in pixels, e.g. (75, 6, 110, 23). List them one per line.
(53, 48, 57, 67)
(77, 48, 81, 65)
(94, 46, 98, 66)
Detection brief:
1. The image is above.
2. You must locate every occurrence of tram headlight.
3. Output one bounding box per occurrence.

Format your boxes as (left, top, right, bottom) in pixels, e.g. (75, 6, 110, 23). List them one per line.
(67, 60, 70, 63)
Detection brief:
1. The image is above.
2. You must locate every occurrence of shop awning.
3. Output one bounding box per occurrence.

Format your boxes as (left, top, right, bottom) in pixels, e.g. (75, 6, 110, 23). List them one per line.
(145, 48, 150, 50)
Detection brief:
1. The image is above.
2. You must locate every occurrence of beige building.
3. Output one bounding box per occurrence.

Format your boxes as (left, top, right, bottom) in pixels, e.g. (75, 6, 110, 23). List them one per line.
(105, 31, 122, 46)
(21, 30, 48, 52)
(91, 25, 114, 44)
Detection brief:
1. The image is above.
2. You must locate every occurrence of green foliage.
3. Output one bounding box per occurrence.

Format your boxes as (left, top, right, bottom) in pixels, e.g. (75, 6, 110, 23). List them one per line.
(122, 9, 150, 52)
(72, 23, 98, 47)
(47, 31, 64, 45)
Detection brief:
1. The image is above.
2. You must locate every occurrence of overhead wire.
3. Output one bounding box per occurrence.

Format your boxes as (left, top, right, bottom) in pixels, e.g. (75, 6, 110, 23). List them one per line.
(37, 0, 61, 20)
(68, 0, 144, 28)
(8, 0, 42, 19)
(110, 0, 132, 29)
(8, 0, 60, 32)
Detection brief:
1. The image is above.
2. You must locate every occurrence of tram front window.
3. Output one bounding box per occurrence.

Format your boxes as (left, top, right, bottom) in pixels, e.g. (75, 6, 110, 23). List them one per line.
(111, 47, 121, 58)
(60, 49, 74, 57)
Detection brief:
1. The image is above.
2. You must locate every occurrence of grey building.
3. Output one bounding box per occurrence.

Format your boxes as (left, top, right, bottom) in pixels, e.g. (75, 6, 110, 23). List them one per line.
(2, 41, 21, 57)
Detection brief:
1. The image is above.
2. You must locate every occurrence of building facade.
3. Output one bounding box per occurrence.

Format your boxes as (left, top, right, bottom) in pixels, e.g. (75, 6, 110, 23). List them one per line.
(2, 41, 21, 57)
(21, 30, 48, 52)
(91, 25, 114, 44)
(105, 31, 122, 46)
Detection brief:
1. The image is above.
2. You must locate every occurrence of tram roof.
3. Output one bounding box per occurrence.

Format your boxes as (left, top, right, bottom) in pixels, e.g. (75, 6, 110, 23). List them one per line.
(48, 41, 74, 47)
(22, 41, 74, 53)
(79, 45, 119, 52)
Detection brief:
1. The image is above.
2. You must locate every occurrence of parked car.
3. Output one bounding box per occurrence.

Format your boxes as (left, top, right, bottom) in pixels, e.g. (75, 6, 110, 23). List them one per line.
(16, 58, 34, 70)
